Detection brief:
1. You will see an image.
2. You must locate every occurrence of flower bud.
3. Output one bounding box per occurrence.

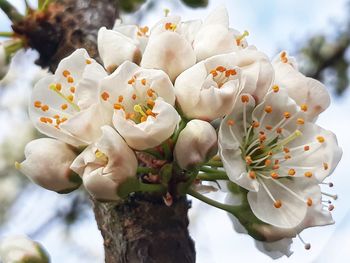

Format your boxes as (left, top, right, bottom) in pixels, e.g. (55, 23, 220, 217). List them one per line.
(0, 235, 49, 263)
(70, 126, 138, 202)
(174, 120, 217, 169)
(0, 43, 9, 80)
(17, 138, 81, 193)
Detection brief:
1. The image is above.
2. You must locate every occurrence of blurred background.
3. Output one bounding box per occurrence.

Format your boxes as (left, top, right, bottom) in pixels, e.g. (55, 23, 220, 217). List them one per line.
(0, 0, 349, 262)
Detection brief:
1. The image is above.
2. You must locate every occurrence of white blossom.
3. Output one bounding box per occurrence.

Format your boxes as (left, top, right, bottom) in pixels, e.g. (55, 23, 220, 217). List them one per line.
(70, 126, 138, 202)
(16, 138, 81, 193)
(29, 49, 108, 147)
(0, 235, 49, 263)
(174, 120, 217, 169)
(219, 89, 342, 228)
(175, 49, 273, 120)
(273, 51, 330, 121)
(100, 61, 179, 150)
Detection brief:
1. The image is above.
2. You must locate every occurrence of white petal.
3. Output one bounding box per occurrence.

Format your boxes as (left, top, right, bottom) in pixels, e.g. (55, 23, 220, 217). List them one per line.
(18, 138, 80, 192)
(113, 99, 179, 150)
(175, 53, 241, 120)
(174, 120, 217, 169)
(60, 103, 107, 144)
(180, 19, 202, 44)
(98, 27, 141, 70)
(254, 239, 293, 259)
(204, 6, 229, 27)
(273, 53, 330, 120)
(247, 177, 320, 228)
(141, 31, 196, 81)
(279, 122, 342, 182)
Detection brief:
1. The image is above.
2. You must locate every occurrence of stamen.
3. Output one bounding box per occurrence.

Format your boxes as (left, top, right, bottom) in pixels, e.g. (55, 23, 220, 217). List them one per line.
(307, 198, 313, 206)
(86, 59, 92, 64)
(317, 136, 325, 143)
(304, 171, 313, 178)
(272, 85, 279, 92)
(321, 192, 338, 200)
(34, 101, 42, 108)
(49, 84, 80, 111)
(236, 30, 249, 46)
(300, 104, 308, 112)
(41, 105, 49, 112)
(118, 95, 124, 103)
(63, 70, 70, 77)
(134, 104, 147, 117)
(297, 234, 311, 250)
(114, 103, 124, 110)
(264, 106, 272, 113)
(101, 91, 110, 101)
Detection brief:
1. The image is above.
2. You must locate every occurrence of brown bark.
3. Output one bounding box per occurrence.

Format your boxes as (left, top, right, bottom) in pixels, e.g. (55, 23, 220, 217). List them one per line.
(92, 195, 195, 263)
(11, 1, 197, 262)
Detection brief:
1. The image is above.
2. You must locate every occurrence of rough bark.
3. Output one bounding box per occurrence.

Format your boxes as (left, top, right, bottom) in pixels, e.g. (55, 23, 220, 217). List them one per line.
(11, 1, 197, 262)
(93, 195, 195, 263)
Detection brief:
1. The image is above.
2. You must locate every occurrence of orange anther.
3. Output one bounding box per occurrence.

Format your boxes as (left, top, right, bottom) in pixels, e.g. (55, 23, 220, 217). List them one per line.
(118, 95, 124, 103)
(63, 70, 70, 77)
(86, 59, 92, 64)
(241, 95, 249, 103)
(307, 198, 313, 207)
(272, 85, 279, 92)
(317, 136, 325, 143)
(276, 127, 283, 134)
(297, 118, 305, 125)
(34, 101, 42, 108)
(265, 125, 272, 130)
(216, 66, 226, 72)
(288, 169, 296, 176)
(249, 171, 256, 179)
(284, 112, 291, 119)
(101, 92, 110, 101)
(323, 162, 329, 170)
(114, 103, 123, 110)
(252, 121, 260, 128)
(67, 76, 74, 83)
(227, 119, 235, 126)
(304, 171, 313, 178)
(141, 78, 147, 85)
(271, 172, 279, 179)
(274, 200, 282, 208)
(132, 94, 137, 100)
(70, 87, 76, 93)
(300, 104, 308, 112)
(61, 104, 68, 110)
(265, 106, 272, 113)
(67, 95, 74, 101)
(147, 99, 155, 107)
(265, 159, 272, 166)
(56, 83, 62, 91)
(41, 105, 49, 112)
(304, 145, 310, 151)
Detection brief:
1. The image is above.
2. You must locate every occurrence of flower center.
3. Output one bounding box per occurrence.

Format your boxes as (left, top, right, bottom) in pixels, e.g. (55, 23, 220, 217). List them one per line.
(209, 66, 237, 88)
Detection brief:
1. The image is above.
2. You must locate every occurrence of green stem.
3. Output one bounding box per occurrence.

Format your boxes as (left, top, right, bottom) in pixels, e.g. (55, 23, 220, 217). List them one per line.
(38, 0, 45, 9)
(142, 149, 163, 159)
(0, 32, 14, 37)
(162, 140, 171, 160)
(199, 166, 226, 174)
(187, 188, 239, 215)
(139, 182, 166, 193)
(0, 0, 23, 22)
(197, 172, 229, 181)
(137, 166, 157, 174)
(40, 0, 52, 10)
(205, 160, 223, 167)
(172, 119, 187, 143)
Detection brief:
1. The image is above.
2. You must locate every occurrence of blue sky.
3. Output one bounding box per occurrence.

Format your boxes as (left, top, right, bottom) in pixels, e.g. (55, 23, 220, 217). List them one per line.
(1, 0, 349, 262)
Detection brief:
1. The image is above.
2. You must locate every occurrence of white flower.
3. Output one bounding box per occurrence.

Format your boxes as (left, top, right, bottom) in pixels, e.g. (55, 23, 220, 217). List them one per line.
(98, 25, 146, 73)
(16, 138, 81, 193)
(70, 126, 138, 202)
(273, 51, 330, 121)
(141, 15, 197, 82)
(219, 89, 342, 228)
(0, 235, 49, 263)
(0, 43, 9, 80)
(29, 49, 108, 147)
(174, 120, 217, 169)
(175, 49, 273, 120)
(192, 6, 237, 61)
(100, 61, 179, 150)
(225, 183, 334, 258)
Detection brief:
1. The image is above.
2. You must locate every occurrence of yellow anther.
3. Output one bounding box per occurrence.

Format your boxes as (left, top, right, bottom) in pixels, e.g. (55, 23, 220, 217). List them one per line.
(34, 101, 42, 108)
(61, 104, 68, 110)
(274, 200, 282, 208)
(284, 111, 291, 119)
(95, 150, 108, 162)
(288, 169, 296, 176)
(280, 51, 288, 63)
(134, 104, 146, 116)
(304, 171, 313, 178)
(14, 161, 21, 170)
(265, 159, 272, 166)
(272, 85, 279, 92)
(114, 103, 124, 110)
(67, 76, 74, 83)
(165, 22, 177, 31)
(297, 118, 305, 125)
(227, 119, 235, 126)
(248, 171, 256, 179)
(67, 95, 74, 102)
(236, 30, 249, 45)
(216, 66, 226, 72)
(265, 105, 272, 113)
(86, 59, 92, 64)
(56, 83, 62, 91)
(147, 99, 155, 107)
(323, 162, 329, 170)
(63, 70, 70, 77)
(317, 136, 325, 143)
(101, 92, 110, 101)
(300, 104, 308, 112)
(307, 198, 313, 207)
(241, 95, 249, 103)
(252, 121, 260, 128)
(210, 70, 218, 77)
(245, 156, 252, 165)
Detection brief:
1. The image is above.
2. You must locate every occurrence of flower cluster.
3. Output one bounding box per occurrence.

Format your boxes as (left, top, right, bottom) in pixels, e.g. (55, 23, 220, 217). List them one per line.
(17, 7, 342, 257)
